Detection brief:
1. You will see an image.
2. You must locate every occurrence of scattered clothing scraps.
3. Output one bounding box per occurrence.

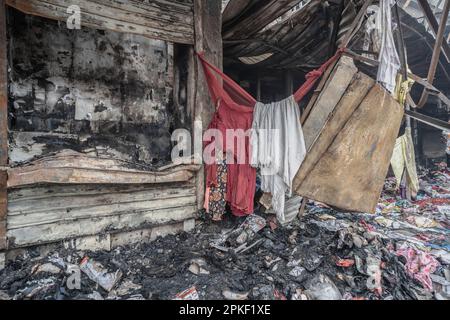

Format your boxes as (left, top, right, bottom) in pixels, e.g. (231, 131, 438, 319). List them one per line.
(396, 244, 439, 291)
(251, 95, 306, 223)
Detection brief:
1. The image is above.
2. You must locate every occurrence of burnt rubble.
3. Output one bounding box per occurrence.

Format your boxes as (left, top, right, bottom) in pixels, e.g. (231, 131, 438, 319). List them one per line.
(0, 166, 449, 301)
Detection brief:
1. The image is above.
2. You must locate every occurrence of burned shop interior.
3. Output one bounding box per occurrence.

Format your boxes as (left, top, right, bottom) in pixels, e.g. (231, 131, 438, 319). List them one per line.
(0, 0, 449, 301)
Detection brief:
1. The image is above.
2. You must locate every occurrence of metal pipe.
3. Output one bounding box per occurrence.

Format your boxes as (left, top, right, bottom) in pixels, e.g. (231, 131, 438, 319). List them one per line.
(417, 0, 450, 108)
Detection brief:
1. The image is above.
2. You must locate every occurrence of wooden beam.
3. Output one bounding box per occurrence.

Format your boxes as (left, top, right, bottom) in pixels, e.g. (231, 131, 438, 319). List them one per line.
(339, 0, 373, 49)
(417, 0, 450, 62)
(294, 72, 375, 191)
(417, 0, 450, 108)
(193, 0, 222, 210)
(403, 0, 413, 9)
(7, 151, 201, 188)
(302, 56, 357, 151)
(301, 0, 373, 125)
(0, 0, 8, 251)
(296, 84, 404, 213)
(6, 0, 194, 44)
(0, 0, 6, 167)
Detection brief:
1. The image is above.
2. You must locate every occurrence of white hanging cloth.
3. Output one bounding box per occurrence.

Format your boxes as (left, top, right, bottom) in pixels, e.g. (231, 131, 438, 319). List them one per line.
(376, 0, 401, 94)
(250, 95, 306, 223)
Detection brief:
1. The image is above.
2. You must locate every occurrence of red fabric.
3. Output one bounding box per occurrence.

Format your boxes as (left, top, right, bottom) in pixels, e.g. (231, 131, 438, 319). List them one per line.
(293, 47, 346, 102)
(197, 49, 344, 216)
(198, 53, 256, 216)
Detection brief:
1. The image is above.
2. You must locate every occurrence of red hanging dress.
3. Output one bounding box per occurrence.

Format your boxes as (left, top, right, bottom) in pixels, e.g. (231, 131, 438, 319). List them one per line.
(197, 49, 344, 216)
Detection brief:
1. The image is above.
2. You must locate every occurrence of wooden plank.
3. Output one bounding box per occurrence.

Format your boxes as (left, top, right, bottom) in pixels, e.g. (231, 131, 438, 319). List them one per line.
(8, 166, 197, 187)
(9, 150, 200, 172)
(293, 72, 375, 191)
(302, 56, 357, 150)
(344, 48, 450, 108)
(8, 182, 194, 202)
(301, 59, 338, 125)
(6, 0, 194, 44)
(0, 0, 7, 251)
(8, 166, 198, 187)
(7, 151, 200, 187)
(296, 85, 404, 213)
(0, 0, 6, 166)
(339, 0, 373, 48)
(193, 0, 222, 210)
(8, 195, 197, 229)
(301, 0, 373, 125)
(7, 204, 197, 247)
(8, 185, 195, 214)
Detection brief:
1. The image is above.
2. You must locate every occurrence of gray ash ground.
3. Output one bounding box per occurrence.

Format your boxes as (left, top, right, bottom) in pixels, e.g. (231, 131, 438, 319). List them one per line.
(0, 167, 449, 300)
(0, 217, 441, 300)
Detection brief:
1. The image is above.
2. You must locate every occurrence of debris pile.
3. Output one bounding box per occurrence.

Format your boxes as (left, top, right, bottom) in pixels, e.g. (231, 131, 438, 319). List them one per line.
(0, 166, 448, 300)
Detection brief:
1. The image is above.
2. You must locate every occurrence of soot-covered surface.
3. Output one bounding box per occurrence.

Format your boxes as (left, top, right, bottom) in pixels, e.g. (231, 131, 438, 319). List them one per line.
(7, 8, 187, 166)
(0, 166, 448, 300)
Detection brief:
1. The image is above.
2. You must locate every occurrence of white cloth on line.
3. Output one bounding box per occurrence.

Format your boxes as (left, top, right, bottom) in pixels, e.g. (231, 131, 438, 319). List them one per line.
(375, 0, 401, 94)
(250, 95, 306, 223)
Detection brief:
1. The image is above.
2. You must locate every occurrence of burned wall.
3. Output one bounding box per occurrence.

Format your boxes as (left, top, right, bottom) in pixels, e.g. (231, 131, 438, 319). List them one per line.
(7, 8, 187, 167)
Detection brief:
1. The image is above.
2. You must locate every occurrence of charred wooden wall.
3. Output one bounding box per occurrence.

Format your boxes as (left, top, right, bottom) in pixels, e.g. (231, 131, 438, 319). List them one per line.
(7, 8, 190, 166)
(0, 0, 222, 255)
(7, 182, 197, 249)
(0, 0, 213, 254)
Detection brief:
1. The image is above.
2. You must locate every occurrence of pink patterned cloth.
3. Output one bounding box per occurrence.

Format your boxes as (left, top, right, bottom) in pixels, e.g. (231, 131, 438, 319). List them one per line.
(396, 245, 439, 290)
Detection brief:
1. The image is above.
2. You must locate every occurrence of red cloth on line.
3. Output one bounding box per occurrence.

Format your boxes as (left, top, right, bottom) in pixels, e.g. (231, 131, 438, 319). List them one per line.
(198, 53, 256, 216)
(197, 48, 344, 216)
(293, 47, 346, 102)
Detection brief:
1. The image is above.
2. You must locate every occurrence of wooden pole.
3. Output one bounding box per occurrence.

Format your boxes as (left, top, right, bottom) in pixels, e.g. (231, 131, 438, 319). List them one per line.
(0, 0, 8, 251)
(192, 0, 222, 210)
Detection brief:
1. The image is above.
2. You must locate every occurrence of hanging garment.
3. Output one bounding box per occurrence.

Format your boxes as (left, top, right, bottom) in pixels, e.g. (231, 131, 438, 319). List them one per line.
(363, 5, 381, 59)
(265, 195, 303, 226)
(443, 127, 450, 155)
(375, 0, 401, 94)
(250, 95, 306, 223)
(207, 159, 228, 221)
(198, 54, 257, 216)
(390, 127, 420, 197)
(197, 49, 344, 217)
(394, 72, 414, 106)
